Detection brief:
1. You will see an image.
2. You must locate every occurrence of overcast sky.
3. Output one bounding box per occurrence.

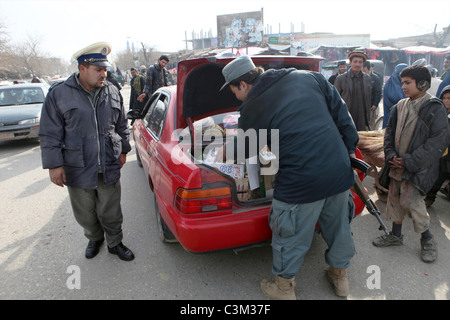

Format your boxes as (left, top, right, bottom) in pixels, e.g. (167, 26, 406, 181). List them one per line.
(1, 0, 449, 62)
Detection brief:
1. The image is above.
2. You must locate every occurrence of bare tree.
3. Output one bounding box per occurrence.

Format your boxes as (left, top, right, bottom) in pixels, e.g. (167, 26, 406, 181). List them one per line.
(140, 41, 153, 65)
(0, 21, 12, 79)
(19, 34, 46, 76)
(114, 43, 159, 72)
(433, 24, 450, 48)
(0, 23, 72, 80)
(0, 22, 8, 52)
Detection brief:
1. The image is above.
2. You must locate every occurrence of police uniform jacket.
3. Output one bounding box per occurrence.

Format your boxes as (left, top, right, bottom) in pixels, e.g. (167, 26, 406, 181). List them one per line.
(39, 73, 131, 188)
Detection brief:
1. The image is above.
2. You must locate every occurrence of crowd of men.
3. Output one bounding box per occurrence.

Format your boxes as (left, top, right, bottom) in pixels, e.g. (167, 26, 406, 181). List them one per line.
(218, 52, 449, 300)
(37, 42, 449, 300)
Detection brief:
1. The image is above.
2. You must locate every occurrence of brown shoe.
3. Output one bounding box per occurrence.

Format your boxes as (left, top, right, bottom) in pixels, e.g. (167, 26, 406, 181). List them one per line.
(327, 267, 349, 297)
(260, 275, 296, 300)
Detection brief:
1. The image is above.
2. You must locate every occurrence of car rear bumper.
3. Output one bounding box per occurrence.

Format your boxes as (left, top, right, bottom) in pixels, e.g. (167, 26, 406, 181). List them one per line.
(166, 205, 272, 253)
(161, 189, 365, 253)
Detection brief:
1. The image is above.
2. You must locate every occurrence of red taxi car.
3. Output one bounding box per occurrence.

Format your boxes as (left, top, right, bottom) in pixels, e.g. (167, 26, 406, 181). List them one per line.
(128, 55, 366, 253)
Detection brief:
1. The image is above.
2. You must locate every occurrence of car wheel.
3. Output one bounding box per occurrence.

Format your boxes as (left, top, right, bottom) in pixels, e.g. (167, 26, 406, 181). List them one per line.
(135, 147, 143, 167)
(153, 193, 178, 244)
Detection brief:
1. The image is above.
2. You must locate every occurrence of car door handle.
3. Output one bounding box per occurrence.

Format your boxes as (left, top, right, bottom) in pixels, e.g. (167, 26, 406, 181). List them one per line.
(147, 149, 151, 157)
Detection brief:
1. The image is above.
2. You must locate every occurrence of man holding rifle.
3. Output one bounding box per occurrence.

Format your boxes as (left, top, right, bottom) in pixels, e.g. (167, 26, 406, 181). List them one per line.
(219, 56, 359, 299)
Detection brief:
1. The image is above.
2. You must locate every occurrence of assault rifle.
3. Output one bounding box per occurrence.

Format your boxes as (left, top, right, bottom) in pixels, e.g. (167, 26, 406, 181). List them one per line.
(350, 158, 389, 235)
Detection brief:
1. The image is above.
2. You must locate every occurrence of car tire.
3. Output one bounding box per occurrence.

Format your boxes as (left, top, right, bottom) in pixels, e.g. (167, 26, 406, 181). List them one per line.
(135, 147, 143, 167)
(153, 192, 178, 244)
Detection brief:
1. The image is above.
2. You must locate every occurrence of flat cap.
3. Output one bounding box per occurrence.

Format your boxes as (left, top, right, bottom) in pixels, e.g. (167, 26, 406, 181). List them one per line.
(220, 55, 256, 91)
(72, 42, 112, 67)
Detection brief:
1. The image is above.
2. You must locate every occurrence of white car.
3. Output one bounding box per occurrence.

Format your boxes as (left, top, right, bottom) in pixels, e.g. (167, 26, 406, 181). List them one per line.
(0, 83, 49, 141)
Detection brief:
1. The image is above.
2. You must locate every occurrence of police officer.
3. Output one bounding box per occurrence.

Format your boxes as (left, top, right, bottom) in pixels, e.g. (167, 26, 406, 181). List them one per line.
(39, 42, 135, 261)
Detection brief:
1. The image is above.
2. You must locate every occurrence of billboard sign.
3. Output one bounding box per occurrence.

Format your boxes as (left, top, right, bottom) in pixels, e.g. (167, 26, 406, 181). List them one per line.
(217, 10, 264, 48)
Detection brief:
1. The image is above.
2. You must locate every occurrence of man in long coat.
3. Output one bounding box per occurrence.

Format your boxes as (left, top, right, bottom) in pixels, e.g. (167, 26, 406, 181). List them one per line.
(335, 51, 372, 131)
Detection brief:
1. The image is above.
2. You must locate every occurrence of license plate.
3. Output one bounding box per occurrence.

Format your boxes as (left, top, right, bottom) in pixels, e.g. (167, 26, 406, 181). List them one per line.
(0, 132, 15, 140)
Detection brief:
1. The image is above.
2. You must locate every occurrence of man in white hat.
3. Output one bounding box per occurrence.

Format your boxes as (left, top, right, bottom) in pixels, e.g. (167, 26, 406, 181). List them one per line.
(39, 42, 135, 261)
(219, 55, 359, 299)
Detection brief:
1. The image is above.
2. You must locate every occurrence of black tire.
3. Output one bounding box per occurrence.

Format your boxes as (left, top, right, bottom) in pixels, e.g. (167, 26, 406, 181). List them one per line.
(135, 147, 143, 167)
(153, 193, 178, 243)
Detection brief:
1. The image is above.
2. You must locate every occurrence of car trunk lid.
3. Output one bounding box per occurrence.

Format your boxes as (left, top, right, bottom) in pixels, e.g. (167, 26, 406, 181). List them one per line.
(176, 55, 324, 129)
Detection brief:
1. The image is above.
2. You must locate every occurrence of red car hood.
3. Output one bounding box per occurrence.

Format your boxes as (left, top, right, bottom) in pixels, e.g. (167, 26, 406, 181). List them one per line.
(175, 55, 324, 129)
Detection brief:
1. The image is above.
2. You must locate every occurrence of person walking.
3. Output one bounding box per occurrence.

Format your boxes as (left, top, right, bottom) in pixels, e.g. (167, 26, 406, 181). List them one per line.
(107, 71, 122, 91)
(219, 55, 359, 299)
(382, 63, 408, 128)
(328, 60, 347, 85)
(334, 50, 372, 131)
(426, 65, 441, 97)
(363, 61, 383, 130)
(129, 67, 146, 110)
(137, 55, 172, 102)
(440, 55, 450, 80)
(39, 42, 135, 261)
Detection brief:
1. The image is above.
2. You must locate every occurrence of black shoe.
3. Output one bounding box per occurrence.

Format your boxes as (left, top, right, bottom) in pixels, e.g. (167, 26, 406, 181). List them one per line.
(85, 239, 104, 259)
(439, 187, 450, 200)
(108, 242, 135, 261)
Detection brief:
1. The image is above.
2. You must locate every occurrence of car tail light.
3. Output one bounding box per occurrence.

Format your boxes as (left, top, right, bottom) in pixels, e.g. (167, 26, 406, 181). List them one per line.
(174, 185, 232, 214)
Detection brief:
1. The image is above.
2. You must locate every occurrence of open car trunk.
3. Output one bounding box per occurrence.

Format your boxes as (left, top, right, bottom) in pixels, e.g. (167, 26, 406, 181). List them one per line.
(177, 55, 324, 207)
(178, 111, 276, 206)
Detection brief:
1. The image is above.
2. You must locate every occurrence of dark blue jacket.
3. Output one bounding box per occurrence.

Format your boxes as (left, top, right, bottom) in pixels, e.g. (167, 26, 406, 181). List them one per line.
(235, 69, 359, 203)
(39, 73, 131, 188)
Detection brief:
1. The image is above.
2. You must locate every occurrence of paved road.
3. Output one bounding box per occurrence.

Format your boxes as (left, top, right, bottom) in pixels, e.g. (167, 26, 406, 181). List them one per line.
(0, 85, 449, 300)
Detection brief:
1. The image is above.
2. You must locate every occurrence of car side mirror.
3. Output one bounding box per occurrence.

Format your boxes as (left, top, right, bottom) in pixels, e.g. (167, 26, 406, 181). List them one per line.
(127, 109, 142, 120)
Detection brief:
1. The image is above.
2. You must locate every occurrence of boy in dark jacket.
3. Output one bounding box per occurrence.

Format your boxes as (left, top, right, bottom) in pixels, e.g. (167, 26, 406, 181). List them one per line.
(373, 66, 449, 263)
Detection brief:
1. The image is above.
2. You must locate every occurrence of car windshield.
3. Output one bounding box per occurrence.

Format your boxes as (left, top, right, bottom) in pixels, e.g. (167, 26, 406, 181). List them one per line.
(0, 87, 45, 106)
